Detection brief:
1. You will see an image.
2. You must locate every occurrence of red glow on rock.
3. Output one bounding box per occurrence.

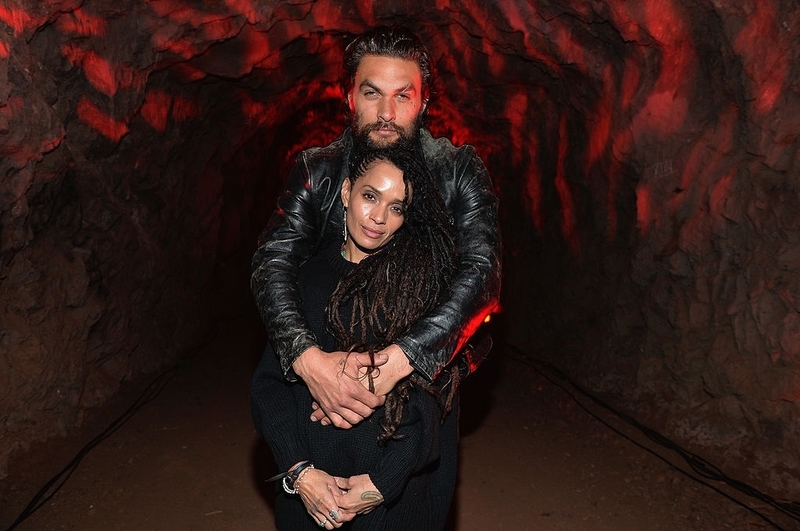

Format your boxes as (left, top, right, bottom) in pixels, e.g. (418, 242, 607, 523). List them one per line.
(202, 15, 240, 42)
(224, 0, 260, 23)
(173, 62, 208, 81)
(709, 169, 735, 221)
(550, 21, 589, 74)
(56, 7, 107, 37)
(525, 142, 544, 235)
(734, 0, 786, 113)
(148, 0, 200, 21)
(77, 98, 129, 142)
(504, 89, 543, 234)
(39, 133, 64, 156)
(0, 96, 36, 167)
(587, 64, 614, 168)
(636, 184, 652, 236)
(555, 115, 579, 254)
(239, 92, 274, 130)
(62, 43, 145, 96)
(605, 159, 621, 241)
(141, 90, 172, 131)
(620, 57, 640, 110)
(0, 6, 37, 36)
(62, 44, 116, 96)
(0, 40, 8, 58)
(171, 95, 199, 121)
(622, 0, 695, 138)
(678, 105, 737, 195)
(241, 25, 272, 73)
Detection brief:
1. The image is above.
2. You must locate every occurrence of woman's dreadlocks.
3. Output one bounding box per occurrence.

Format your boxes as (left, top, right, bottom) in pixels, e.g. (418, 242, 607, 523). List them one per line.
(325, 143, 459, 442)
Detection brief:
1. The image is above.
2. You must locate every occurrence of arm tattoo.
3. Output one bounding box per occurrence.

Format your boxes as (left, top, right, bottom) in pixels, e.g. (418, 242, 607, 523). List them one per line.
(361, 490, 383, 502)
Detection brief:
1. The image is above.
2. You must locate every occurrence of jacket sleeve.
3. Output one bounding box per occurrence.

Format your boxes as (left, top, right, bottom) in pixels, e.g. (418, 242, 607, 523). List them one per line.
(250, 152, 325, 381)
(396, 146, 501, 381)
(367, 389, 442, 504)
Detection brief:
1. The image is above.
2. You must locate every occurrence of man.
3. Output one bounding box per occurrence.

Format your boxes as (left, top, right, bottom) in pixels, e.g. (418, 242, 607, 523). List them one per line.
(251, 25, 501, 429)
(251, 25, 500, 527)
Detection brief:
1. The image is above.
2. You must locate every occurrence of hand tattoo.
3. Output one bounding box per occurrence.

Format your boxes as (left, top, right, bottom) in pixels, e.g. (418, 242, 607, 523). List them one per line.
(361, 490, 383, 502)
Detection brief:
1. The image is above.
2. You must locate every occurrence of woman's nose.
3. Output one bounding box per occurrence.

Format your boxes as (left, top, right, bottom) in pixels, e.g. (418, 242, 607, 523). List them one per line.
(370, 206, 387, 224)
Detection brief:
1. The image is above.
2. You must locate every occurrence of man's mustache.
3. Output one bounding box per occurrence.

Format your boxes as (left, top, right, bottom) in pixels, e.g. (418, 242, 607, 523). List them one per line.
(366, 122, 403, 133)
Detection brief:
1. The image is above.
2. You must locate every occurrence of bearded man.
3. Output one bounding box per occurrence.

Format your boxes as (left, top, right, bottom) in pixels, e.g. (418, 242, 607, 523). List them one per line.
(250, 25, 501, 528)
(252, 25, 500, 425)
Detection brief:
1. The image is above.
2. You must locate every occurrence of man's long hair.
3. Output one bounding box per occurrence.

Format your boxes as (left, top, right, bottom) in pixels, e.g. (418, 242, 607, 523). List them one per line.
(325, 144, 457, 442)
(341, 25, 436, 117)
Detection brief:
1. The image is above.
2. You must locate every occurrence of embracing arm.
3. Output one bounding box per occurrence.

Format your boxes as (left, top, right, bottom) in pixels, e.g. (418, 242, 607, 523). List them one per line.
(251, 154, 322, 380)
(251, 144, 382, 427)
(396, 147, 501, 381)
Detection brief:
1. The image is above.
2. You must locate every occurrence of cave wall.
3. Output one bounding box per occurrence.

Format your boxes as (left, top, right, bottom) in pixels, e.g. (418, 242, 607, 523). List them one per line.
(1, 0, 799, 499)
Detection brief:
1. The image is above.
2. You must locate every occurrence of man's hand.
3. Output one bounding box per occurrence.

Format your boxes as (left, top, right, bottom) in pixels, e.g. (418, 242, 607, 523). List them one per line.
(293, 346, 386, 429)
(309, 344, 413, 424)
(369, 344, 413, 396)
(335, 474, 384, 515)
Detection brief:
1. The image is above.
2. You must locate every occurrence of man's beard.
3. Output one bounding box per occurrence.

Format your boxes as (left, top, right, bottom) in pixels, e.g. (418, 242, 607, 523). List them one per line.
(351, 113, 423, 150)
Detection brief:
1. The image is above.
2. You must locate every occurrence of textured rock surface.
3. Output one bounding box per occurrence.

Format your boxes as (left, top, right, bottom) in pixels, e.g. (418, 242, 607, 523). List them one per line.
(1, 0, 798, 500)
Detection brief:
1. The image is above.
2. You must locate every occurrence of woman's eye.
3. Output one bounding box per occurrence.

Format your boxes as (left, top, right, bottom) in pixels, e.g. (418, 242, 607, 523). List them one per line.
(391, 205, 405, 215)
(363, 193, 375, 201)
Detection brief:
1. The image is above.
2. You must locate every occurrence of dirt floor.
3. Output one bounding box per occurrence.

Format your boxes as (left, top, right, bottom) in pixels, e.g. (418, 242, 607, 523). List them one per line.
(1, 313, 797, 531)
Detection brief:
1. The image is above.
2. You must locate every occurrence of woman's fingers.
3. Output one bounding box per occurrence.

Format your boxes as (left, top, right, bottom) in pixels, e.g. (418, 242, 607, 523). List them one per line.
(298, 469, 347, 528)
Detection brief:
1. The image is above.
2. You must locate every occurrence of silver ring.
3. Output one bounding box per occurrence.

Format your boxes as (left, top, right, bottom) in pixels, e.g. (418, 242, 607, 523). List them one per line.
(329, 510, 339, 521)
(319, 519, 327, 528)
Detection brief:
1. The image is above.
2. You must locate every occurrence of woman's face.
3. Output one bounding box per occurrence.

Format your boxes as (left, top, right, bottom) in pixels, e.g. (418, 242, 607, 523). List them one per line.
(341, 159, 408, 263)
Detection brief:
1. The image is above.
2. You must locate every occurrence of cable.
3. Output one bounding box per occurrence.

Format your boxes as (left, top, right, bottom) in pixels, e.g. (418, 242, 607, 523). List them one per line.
(4, 365, 178, 531)
(505, 342, 800, 531)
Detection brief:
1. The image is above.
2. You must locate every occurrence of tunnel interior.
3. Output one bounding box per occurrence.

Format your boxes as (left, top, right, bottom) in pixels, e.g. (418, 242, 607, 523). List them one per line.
(2, 0, 800, 504)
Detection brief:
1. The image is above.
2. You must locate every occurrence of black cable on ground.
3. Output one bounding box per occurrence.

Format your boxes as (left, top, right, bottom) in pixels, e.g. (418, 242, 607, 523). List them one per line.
(505, 342, 800, 531)
(4, 364, 179, 531)
(3, 316, 231, 531)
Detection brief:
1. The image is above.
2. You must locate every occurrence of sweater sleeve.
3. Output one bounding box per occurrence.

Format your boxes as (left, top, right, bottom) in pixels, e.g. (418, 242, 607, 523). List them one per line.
(367, 387, 443, 504)
(250, 344, 309, 471)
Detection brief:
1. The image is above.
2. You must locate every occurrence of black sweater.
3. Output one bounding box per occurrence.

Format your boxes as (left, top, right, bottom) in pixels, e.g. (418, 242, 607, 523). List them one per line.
(251, 243, 451, 529)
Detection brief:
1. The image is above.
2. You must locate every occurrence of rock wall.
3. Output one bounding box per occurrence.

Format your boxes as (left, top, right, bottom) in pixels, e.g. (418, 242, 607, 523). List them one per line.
(1, 0, 799, 500)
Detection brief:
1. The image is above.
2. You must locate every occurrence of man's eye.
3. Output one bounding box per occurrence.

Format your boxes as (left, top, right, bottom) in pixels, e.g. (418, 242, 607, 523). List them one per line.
(397, 93, 410, 100)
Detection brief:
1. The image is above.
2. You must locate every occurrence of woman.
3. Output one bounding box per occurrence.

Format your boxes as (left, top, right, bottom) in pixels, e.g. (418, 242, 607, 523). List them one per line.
(251, 143, 460, 530)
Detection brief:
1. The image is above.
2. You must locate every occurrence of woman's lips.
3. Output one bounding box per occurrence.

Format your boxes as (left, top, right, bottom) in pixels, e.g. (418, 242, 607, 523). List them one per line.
(361, 226, 384, 239)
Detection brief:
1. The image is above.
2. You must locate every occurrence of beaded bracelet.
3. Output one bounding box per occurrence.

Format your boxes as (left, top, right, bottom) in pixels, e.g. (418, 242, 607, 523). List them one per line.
(282, 462, 315, 494)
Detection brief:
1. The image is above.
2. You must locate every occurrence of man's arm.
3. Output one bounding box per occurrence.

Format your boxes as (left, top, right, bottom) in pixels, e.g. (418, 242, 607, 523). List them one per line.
(251, 149, 382, 427)
(251, 153, 321, 378)
(395, 146, 501, 381)
(308, 145, 499, 402)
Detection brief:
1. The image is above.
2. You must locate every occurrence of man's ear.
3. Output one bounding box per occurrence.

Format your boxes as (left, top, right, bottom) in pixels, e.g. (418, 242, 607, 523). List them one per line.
(346, 91, 355, 113)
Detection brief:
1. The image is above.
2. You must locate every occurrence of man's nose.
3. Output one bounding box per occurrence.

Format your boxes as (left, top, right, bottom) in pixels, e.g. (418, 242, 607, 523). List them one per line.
(378, 98, 395, 122)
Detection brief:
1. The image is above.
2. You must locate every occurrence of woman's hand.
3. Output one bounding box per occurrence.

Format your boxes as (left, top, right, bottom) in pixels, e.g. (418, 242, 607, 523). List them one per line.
(296, 468, 353, 528)
(334, 474, 384, 514)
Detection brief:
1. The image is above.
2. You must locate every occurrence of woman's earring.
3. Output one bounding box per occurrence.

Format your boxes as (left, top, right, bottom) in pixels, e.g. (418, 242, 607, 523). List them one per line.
(342, 207, 348, 243)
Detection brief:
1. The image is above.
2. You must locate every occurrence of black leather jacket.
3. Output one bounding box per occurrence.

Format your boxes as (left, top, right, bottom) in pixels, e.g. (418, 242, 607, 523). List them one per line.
(251, 128, 501, 382)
